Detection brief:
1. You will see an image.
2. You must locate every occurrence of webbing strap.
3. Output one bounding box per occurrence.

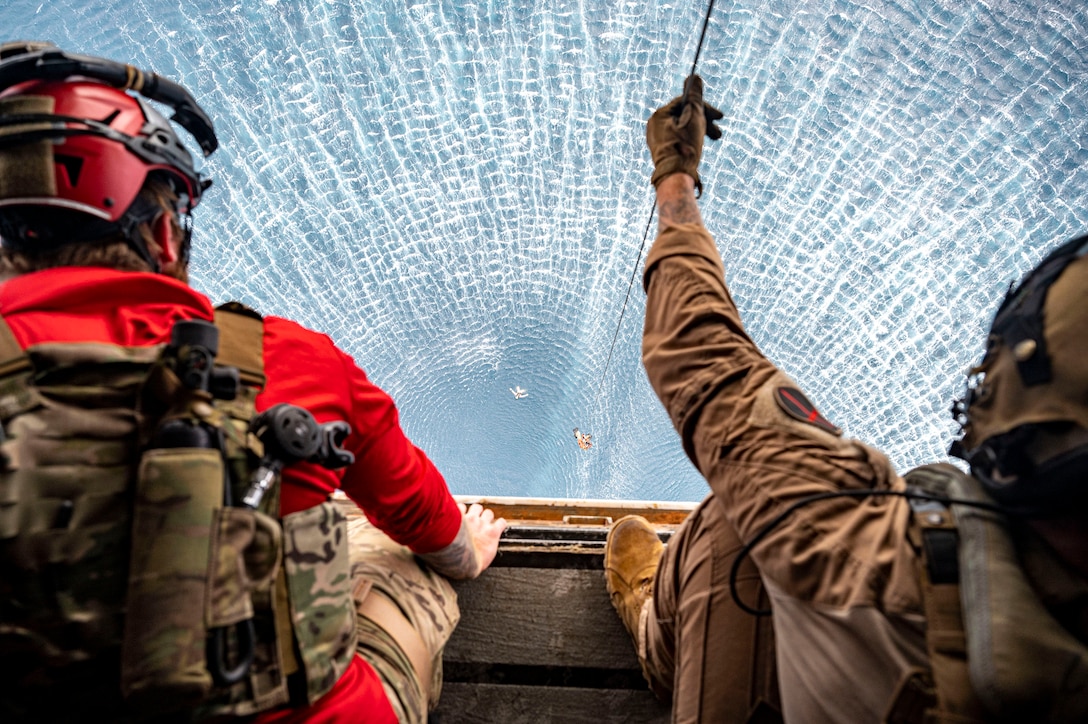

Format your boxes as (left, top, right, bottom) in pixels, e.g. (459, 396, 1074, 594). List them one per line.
(747, 585, 783, 723)
(907, 504, 988, 722)
(214, 302, 265, 390)
(273, 569, 300, 679)
(0, 315, 31, 378)
(213, 301, 302, 702)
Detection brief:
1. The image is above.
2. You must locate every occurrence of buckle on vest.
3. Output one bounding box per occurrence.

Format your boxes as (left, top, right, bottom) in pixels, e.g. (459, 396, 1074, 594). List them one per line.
(909, 496, 960, 586)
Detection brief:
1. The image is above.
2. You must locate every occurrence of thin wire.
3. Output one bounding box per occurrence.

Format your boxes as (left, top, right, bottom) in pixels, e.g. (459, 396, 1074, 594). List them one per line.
(594, 0, 717, 401)
(595, 199, 656, 400)
(690, 0, 717, 75)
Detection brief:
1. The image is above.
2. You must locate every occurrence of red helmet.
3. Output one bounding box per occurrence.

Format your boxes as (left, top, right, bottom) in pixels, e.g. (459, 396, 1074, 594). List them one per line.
(0, 43, 217, 263)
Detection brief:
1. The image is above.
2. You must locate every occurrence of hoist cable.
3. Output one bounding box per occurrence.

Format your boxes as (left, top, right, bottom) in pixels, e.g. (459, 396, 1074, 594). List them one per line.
(595, 200, 656, 400)
(690, 0, 717, 75)
(594, 0, 717, 401)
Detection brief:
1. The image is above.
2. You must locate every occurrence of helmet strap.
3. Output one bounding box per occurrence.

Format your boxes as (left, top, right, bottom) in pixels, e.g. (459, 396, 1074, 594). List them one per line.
(115, 195, 162, 273)
(178, 211, 193, 266)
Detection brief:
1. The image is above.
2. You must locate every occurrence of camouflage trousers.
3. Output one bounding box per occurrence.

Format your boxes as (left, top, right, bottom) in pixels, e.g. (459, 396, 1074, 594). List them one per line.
(347, 517, 460, 724)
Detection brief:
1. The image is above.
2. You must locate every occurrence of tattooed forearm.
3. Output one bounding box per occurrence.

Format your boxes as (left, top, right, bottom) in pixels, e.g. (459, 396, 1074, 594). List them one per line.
(417, 519, 481, 580)
(658, 191, 702, 231)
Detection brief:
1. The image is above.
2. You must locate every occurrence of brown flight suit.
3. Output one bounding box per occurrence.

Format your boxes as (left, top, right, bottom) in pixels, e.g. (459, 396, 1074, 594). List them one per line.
(638, 221, 929, 722)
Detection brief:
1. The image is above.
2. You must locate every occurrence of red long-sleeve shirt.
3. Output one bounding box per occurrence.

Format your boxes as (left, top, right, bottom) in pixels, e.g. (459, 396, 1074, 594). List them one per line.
(0, 266, 465, 722)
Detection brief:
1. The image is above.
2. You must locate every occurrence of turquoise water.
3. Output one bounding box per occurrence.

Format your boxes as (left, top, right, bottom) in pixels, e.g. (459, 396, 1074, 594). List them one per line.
(6, 1, 1088, 501)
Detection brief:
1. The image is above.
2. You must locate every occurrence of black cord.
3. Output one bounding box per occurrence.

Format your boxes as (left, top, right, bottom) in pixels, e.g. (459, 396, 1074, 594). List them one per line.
(596, 0, 718, 399)
(690, 0, 717, 76)
(728, 488, 1008, 616)
(596, 199, 656, 400)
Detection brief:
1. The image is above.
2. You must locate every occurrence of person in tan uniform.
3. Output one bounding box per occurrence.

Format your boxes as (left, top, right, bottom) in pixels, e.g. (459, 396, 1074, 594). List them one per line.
(605, 75, 1088, 723)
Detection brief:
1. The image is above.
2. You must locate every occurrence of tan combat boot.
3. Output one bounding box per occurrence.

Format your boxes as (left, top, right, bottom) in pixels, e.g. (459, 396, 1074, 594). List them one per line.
(604, 515, 664, 642)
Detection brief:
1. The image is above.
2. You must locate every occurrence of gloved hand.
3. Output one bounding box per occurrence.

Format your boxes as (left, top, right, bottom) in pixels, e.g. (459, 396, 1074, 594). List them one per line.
(645, 74, 724, 193)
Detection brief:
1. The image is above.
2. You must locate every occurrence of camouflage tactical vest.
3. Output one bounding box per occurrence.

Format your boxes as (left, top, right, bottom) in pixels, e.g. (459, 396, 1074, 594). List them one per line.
(0, 303, 357, 723)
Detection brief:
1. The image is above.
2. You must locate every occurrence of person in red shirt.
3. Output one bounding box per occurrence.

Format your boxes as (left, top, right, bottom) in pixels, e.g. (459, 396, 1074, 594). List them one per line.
(0, 42, 505, 723)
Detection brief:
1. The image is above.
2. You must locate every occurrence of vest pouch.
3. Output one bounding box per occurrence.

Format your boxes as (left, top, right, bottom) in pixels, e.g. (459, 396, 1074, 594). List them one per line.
(949, 474, 1088, 722)
(282, 501, 357, 704)
(208, 506, 281, 628)
(120, 446, 224, 712)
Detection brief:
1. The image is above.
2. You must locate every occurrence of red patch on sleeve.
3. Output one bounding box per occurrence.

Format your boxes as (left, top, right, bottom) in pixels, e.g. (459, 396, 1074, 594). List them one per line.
(774, 387, 842, 436)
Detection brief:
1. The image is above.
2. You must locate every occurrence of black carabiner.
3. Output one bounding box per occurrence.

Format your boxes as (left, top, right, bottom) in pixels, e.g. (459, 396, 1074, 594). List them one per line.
(208, 618, 256, 687)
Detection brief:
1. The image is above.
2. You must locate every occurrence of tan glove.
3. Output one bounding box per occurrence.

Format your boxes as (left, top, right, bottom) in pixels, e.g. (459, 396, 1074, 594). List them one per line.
(645, 74, 724, 193)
